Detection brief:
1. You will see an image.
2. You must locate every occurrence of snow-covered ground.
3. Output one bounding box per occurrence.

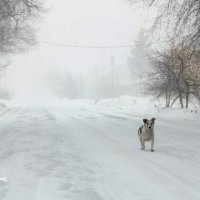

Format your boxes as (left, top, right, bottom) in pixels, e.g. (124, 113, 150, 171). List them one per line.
(0, 97, 200, 200)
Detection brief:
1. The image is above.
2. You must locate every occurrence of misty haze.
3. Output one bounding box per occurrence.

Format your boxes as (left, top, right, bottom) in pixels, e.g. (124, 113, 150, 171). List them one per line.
(0, 0, 200, 200)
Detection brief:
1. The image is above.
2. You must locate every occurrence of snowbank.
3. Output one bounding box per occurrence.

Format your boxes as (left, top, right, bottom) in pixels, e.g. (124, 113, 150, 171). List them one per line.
(88, 95, 200, 124)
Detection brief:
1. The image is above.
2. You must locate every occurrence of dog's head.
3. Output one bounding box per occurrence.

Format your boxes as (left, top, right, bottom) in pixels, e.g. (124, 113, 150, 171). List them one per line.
(143, 118, 156, 130)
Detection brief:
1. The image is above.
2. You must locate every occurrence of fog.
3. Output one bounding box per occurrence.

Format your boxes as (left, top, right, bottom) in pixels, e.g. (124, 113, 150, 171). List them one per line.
(2, 0, 154, 105)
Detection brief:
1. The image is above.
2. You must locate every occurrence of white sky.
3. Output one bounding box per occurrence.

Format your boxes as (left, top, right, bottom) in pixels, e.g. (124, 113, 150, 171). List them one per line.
(3, 0, 155, 101)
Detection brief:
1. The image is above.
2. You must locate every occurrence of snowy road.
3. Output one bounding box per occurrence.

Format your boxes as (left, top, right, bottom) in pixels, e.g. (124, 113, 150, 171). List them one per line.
(0, 103, 200, 200)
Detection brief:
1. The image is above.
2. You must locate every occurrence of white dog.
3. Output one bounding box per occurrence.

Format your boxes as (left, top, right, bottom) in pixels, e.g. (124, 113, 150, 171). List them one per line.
(138, 118, 156, 152)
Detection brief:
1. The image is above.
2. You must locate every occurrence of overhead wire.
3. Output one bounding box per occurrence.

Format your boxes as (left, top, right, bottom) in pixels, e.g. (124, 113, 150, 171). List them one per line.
(37, 40, 168, 49)
(37, 40, 134, 49)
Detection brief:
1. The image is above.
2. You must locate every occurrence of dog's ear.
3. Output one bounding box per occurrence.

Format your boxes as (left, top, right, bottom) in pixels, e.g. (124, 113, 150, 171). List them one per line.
(143, 119, 147, 124)
(152, 118, 156, 123)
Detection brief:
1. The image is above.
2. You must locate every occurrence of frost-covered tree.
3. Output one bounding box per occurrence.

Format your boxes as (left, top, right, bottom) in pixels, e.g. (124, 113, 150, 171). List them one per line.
(0, 0, 44, 100)
(127, 29, 151, 95)
(0, 0, 44, 54)
(128, 29, 151, 79)
(128, 0, 200, 48)
(147, 47, 200, 108)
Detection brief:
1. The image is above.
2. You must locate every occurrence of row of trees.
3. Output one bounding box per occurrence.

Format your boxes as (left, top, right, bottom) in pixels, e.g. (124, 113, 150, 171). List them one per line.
(148, 47, 200, 109)
(129, 0, 200, 109)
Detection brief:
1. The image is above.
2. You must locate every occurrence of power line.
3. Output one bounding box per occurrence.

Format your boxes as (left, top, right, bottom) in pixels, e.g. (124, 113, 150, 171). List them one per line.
(37, 40, 134, 49)
(37, 40, 168, 49)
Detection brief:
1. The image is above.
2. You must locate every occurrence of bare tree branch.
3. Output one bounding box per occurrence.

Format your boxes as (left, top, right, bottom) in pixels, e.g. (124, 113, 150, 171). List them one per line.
(0, 0, 45, 54)
(129, 0, 200, 48)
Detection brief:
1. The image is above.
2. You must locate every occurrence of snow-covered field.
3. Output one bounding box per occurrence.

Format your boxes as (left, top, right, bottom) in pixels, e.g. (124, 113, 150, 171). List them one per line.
(0, 97, 200, 200)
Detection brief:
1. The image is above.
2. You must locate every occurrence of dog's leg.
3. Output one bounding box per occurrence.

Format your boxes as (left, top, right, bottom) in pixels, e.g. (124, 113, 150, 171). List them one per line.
(138, 133, 144, 150)
(138, 131, 143, 150)
(141, 140, 145, 150)
(151, 137, 154, 152)
(139, 135, 143, 149)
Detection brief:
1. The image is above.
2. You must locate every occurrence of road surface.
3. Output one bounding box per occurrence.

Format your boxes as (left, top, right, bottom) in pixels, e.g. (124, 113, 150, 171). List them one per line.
(0, 103, 200, 200)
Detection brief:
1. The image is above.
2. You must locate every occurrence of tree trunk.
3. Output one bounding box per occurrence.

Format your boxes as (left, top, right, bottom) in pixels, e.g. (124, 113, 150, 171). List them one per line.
(166, 90, 168, 107)
(170, 95, 180, 108)
(168, 89, 171, 107)
(179, 89, 184, 108)
(165, 88, 171, 108)
(167, 76, 171, 108)
(185, 84, 190, 109)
